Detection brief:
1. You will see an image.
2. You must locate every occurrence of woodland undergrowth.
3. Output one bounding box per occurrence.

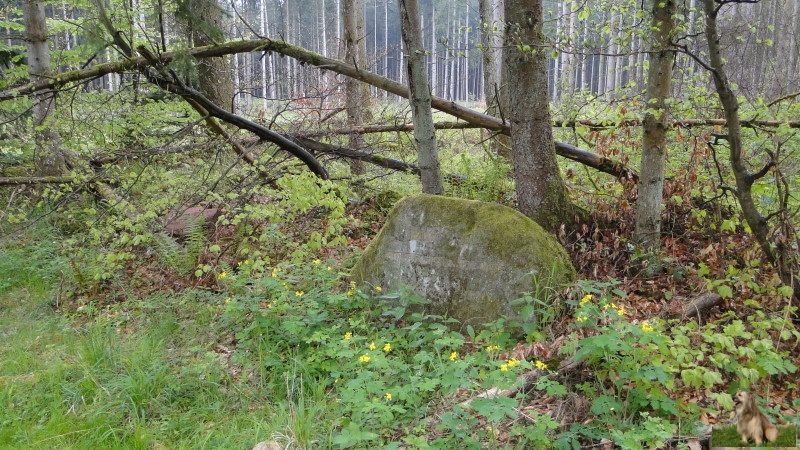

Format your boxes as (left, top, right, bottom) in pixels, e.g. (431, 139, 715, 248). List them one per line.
(1, 110, 800, 448)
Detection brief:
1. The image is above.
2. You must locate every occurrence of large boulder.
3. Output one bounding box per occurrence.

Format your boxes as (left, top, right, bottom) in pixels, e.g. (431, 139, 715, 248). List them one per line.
(351, 194, 576, 329)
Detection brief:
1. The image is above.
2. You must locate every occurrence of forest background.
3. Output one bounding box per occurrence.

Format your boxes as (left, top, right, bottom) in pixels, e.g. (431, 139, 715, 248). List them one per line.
(1, 0, 800, 448)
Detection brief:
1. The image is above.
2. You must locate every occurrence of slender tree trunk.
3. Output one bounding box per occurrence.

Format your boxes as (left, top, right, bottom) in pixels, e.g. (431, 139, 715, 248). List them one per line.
(702, 0, 797, 303)
(479, 0, 498, 112)
(24, 0, 66, 176)
(431, 5, 438, 97)
(344, 0, 370, 175)
(479, 0, 510, 158)
(634, 0, 676, 252)
(504, 0, 574, 231)
(384, 0, 389, 86)
(580, 18, 589, 91)
(398, 0, 443, 194)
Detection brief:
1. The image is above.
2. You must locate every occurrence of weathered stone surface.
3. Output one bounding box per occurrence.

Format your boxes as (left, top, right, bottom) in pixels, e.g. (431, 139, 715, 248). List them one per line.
(164, 204, 223, 237)
(351, 194, 576, 328)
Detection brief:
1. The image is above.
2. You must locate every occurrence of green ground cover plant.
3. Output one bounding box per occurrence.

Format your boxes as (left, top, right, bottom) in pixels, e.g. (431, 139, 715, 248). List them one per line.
(2, 227, 798, 449)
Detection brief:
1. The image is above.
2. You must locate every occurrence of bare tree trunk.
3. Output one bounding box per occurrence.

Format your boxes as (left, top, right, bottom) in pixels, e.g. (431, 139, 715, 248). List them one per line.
(344, 0, 370, 175)
(634, 0, 676, 252)
(479, 0, 498, 112)
(430, 5, 438, 97)
(702, 0, 797, 304)
(479, 0, 510, 158)
(23, 0, 66, 177)
(504, 0, 575, 231)
(188, 0, 234, 110)
(399, 0, 443, 194)
(384, 0, 389, 86)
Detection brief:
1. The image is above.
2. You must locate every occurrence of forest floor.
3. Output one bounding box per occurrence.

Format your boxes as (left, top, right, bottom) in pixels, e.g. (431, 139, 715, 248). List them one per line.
(1, 181, 799, 448)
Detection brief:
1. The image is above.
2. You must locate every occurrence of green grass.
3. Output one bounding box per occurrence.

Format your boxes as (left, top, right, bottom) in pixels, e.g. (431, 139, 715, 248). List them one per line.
(712, 424, 798, 448)
(0, 242, 333, 449)
(2, 224, 799, 449)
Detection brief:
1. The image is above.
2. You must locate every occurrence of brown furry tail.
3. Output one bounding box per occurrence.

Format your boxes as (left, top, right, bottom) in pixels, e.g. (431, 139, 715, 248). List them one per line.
(765, 422, 779, 442)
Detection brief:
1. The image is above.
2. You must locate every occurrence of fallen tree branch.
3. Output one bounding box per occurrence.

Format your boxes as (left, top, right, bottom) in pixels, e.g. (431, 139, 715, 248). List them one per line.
(659, 292, 723, 323)
(461, 356, 584, 408)
(0, 37, 636, 180)
(555, 118, 800, 130)
(0, 176, 81, 185)
(296, 121, 479, 137)
(289, 135, 420, 174)
(135, 45, 328, 179)
(299, 119, 800, 137)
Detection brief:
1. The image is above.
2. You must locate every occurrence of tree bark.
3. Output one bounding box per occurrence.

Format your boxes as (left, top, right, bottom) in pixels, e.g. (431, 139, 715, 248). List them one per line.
(702, 0, 797, 304)
(23, 0, 66, 177)
(343, 0, 370, 175)
(479, 0, 511, 158)
(634, 0, 676, 252)
(185, 0, 235, 110)
(398, 0, 443, 194)
(503, 0, 575, 231)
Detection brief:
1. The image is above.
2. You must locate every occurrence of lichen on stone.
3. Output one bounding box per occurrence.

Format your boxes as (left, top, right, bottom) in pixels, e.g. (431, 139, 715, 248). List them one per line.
(351, 194, 576, 331)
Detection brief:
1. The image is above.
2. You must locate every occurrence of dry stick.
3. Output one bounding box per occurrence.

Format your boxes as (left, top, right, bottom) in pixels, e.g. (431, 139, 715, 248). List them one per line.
(461, 356, 585, 408)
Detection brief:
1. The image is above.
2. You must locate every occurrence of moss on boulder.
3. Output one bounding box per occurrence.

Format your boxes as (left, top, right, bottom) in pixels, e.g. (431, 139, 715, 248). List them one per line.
(351, 194, 576, 329)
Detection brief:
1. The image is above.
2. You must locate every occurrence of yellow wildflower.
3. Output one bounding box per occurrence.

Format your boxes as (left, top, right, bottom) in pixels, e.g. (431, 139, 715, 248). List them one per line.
(359, 355, 371, 363)
(576, 316, 588, 323)
(535, 360, 547, 370)
(344, 332, 353, 340)
(500, 364, 509, 372)
(295, 291, 304, 297)
(327, 266, 332, 271)
(616, 306, 625, 316)
(641, 321, 654, 332)
(449, 351, 458, 361)
(486, 345, 500, 352)
(580, 294, 592, 306)
(507, 358, 521, 368)
(313, 259, 321, 265)
(385, 392, 392, 401)
(375, 286, 383, 292)
(224, 297, 231, 304)
(218, 271, 227, 279)
(383, 343, 391, 353)
(369, 342, 376, 351)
